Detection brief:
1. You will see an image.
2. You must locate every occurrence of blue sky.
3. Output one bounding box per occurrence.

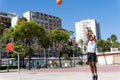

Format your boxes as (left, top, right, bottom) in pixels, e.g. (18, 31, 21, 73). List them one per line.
(0, 0, 120, 41)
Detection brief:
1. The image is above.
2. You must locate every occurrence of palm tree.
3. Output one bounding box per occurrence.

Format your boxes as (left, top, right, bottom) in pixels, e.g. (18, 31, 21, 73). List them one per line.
(110, 34, 117, 48)
(110, 34, 117, 42)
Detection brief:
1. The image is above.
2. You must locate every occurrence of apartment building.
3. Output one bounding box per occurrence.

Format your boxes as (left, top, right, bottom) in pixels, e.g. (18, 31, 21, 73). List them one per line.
(0, 11, 16, 29)
(11, 16, 22, 27)
(23, 11, 62, 30)
(23, 11, 63, 57)
(75, 19, 101, 47)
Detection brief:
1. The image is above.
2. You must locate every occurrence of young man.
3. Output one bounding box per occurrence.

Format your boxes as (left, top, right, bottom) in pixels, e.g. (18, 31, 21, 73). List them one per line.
(86, 27, 98, 80)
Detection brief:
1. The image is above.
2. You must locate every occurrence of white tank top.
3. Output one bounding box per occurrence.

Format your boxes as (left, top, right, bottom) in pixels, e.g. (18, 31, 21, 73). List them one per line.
(87, 41, 96, 53)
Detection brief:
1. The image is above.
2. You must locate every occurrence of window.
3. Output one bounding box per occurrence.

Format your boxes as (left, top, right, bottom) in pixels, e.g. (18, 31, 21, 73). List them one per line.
(45, 18, 47, 21)
(37, 16, 39, 19)
(37, 22, 39, 24)
(5, 18, 8, 21)
(49, 19, 52, 22)
(45, 23, 48, 25)
(41, 17, 43, 19)
(45, 14, 47, 16)
(45, 26, 48, 29)
(37, 12, 39, 14)
(2, 17, 4, 20)
(50, 27, 52, 30)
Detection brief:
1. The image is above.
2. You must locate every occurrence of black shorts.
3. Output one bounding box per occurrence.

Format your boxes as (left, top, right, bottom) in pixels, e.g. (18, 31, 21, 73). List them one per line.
(87, 52, 97, 62)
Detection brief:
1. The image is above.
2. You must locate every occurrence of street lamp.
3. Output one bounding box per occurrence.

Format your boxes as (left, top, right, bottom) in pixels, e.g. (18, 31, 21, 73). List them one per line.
(69, 31, 75, 67)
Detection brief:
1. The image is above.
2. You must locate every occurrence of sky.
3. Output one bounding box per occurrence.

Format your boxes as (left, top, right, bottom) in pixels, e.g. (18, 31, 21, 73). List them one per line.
(0, 0, 120, 41)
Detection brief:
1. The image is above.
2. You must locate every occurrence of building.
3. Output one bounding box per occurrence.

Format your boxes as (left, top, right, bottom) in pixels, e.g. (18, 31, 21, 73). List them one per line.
(11, 16, 22, 27)
(23, 11, 62, 30)
(0, 11, 17, 29)
(75, 19, 101, 47)
(23, 11, 63, 57)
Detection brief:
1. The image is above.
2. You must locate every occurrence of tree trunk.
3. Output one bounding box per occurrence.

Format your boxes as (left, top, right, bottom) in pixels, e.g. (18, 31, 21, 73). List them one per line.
(59, 50, 62, 68)
(45, 53, 48, 69)
(70, 58, 72, 67)
(22, 58, 25, 68)
(59, 56, 62, 68)
(28, 52, 31, 70)
(44, 49, 48, 69)
(27, 39, 32, 70)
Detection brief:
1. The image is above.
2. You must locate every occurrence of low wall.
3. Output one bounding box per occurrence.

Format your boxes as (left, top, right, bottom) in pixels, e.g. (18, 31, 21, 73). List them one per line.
(97, 51, 120, 65)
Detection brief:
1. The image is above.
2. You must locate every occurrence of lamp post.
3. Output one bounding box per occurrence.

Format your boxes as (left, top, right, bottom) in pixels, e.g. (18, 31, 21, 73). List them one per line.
(69, 31, 75, 67)
(13, 51, 20, 74)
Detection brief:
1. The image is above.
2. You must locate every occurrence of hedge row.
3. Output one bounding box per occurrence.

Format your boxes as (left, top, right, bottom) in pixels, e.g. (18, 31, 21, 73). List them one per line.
(0, 65, 18, 70)
(77, 61, 89, 65)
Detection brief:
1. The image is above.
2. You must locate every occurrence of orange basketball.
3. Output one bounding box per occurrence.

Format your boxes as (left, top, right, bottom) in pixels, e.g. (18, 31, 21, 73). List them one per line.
(56, 0, 62, 5)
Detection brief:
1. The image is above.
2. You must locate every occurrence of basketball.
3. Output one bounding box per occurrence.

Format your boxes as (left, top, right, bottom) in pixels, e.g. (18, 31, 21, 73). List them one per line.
(56, 0, 62, 5)
(6, 43, 14, 52)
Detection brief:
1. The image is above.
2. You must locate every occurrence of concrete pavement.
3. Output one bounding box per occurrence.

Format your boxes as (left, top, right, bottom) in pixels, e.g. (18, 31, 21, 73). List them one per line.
(0, 65, 120, 80)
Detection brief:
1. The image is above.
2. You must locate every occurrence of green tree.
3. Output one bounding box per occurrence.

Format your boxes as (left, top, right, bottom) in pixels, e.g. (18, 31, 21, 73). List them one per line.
(103, 40, 112, 52)
(0, 23, 10, 65)
(51, 29, 69, 67)
(2, 28, 15, 63)
(79, 39, 83, 47)
(97, 39, 111, 52)
(11, 21, 45, 70)
(0, 22, 4, 34)
(38, 30, 52, 68)
(17, 17, 27, 25)
(3, 27, 14, 43)
(78, 39, 84, 53)
(110, 34, 117, 42)
(106, 34, 120, 50)
(111, 41, 120, 48)
(10, 43, 26, 68)
(107, 38, 111, 41)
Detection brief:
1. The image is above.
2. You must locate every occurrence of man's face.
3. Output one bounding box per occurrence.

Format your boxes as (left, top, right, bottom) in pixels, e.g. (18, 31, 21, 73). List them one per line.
(90, 36, 94, 41)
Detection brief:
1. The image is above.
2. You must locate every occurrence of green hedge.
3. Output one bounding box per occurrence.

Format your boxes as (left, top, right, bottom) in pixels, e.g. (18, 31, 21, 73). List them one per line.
(0, 65, 18, 70)
(0, 66, 7, 70)
(77, 61, 83, 65)
(86, 61, 89, 65)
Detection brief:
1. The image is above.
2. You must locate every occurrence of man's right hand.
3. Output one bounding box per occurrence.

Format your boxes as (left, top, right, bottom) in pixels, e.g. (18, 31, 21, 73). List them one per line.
(85, 27, 89, 30)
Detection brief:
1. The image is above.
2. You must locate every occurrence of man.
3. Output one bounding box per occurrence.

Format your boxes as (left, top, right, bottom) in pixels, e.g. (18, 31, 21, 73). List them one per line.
(86, 27, 98, 80)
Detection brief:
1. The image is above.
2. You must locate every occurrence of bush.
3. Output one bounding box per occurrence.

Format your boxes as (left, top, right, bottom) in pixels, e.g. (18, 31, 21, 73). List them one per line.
(77, 61, 83, 65)
(9, 65, 18, 69)
(63, 54, 71, 60)
(51, 61, 57, 67)
(0, 65, 18, 70)
(0, 66, 7, 70)
(86, 61, 89, 65)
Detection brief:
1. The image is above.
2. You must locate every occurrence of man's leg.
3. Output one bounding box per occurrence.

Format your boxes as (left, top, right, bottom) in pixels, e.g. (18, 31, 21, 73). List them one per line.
(89, 61, 94, 74)
(92, 62, 97, 74)
(88, 53, 97, 80)
(92, 62, 98, 80)
(89, 61, 96, 80)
